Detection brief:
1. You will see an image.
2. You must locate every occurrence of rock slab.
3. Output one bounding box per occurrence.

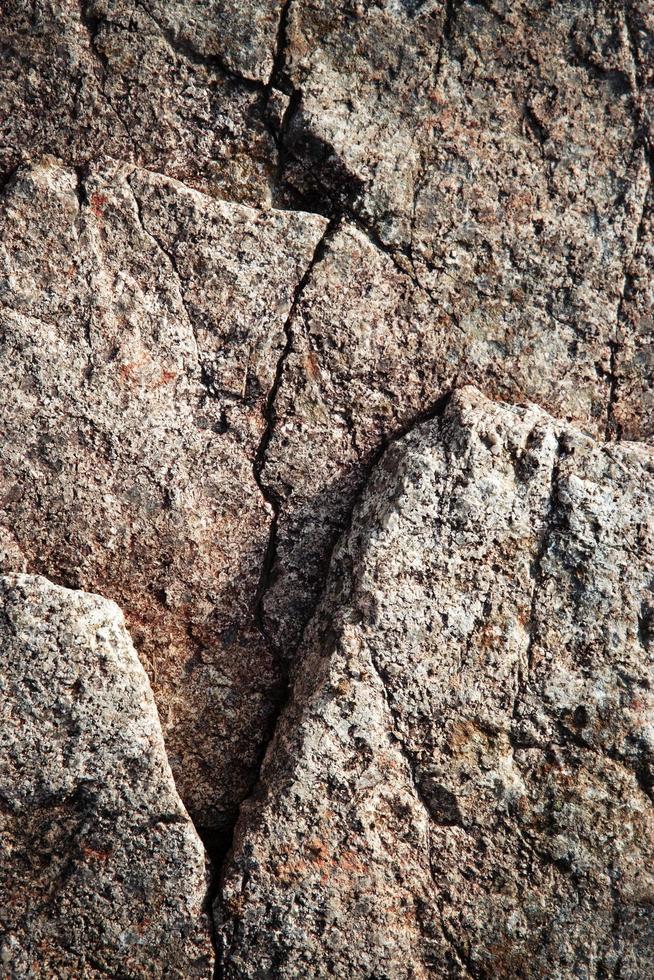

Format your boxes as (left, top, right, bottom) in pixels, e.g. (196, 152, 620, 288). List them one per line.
(0, 573, 214, 978)
(218, 387, 654, 978)
(0, 159, 326, 829)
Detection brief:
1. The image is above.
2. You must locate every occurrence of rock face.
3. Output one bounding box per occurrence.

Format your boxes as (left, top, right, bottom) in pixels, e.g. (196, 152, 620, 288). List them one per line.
(1, 0, 283, 205)
(218, 388, 654, 978)
(0, 159, 327, 829)
(0, 573, 213, 977)
(4, 1, 654, 973)
(255, 0, 654, 651)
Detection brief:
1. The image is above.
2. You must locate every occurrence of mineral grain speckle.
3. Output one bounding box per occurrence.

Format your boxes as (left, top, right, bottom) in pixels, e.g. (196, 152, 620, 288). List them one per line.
(0, 573, 214, 978)
(218, 387, 654, 978)
(0, 158, 327, 830)
(2, 0, 654, 975)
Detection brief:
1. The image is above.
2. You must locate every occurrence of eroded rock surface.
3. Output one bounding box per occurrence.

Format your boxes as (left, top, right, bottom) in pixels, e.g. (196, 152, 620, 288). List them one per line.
(256, 0, 654, 651)
(4, 2, 654, 971)
(218, 387, 654, 978)
(1, 0, 282, 205)
(0, 573, 213, 978)
(0, 159, 327, 828)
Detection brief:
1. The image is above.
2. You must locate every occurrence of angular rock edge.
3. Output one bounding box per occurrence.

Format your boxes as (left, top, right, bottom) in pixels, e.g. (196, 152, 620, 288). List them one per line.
(217, 386, 654, 978)
(0, 573, 214, 978)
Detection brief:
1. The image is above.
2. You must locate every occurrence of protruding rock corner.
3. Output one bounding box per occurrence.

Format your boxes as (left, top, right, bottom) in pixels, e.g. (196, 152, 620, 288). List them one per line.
(217, 387, 654, 978)
(0, 574, 214, 977)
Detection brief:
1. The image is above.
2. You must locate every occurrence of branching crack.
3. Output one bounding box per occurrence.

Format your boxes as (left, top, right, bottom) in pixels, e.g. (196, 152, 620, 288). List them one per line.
(133, 0, 266, 93)
(77, 0, 134, 144)
(435, 0, 462, 83)
(267, 0, 294, 92)
(125, 172, 204, 375)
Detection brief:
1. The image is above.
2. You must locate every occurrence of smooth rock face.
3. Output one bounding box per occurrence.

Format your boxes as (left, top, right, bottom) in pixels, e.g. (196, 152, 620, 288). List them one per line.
(218, 388, 654, 978)
(0, 159, 327, 828)
(0, 574, 213, 978)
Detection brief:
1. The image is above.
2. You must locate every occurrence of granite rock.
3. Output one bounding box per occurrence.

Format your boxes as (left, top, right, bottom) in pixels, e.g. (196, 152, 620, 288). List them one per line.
(3, 1, 654, 971)
(256, 0, 654, 651)
(0, 159, 327, 829)
(0, 0, 283, 205)
(0, 573, 214, 978)
(218, 387, 654, 978)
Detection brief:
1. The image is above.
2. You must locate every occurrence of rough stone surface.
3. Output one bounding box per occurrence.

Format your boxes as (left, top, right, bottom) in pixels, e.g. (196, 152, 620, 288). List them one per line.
(0, 159, 327, 829)
(255, 0, 654, 651)
(0, 0, 282, 205)
(0, 573, 213, 978)
(4, 1, 654, 972)
(218, 387, 654, 978)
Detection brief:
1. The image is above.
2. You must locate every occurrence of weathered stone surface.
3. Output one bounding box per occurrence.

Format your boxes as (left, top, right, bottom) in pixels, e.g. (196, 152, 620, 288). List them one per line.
(4, 1, 654, 969)
(612, 178, 654, 441)
(4, 2, 654, 675)
(219, 387, 654, 978)
(0, 573, 213, 977)
(256, 0, 654, 652)
(0, 0, 282, 205)
(0, 159, 327, 828)
(281, 1, 644, 243)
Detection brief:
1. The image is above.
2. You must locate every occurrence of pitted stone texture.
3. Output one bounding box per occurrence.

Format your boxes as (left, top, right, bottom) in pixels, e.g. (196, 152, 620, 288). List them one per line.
(218, 387, 654, 978)
(612, 180, 654, 441)
(1, 0, 279, 205)
(135, 0, 283, 82)
(257, 0, 654, 651)
(282, 2, 645, 245)
(0, 574, 213, 978)
(260, 210, 638, 651)
(0, 160, 327, 828)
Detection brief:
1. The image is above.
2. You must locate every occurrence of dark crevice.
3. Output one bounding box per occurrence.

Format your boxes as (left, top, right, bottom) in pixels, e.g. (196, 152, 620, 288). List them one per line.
(523, 102, 549, 154)
(435, 0, 462, 81)
(73, 163, 89, 209)
(605, 140, 652, 441)
(554, 721, 654, 806)
(0, 164, 21, 198)
(569, 29, 632, 97)
(196, 826, 233, 980)
(72, 164, 96, 382)
(202, 219, 345, 969)
(605, 5, 654, 440)
(213, 389, 454, 967)
(267, 0, 294, 93)
(77, 0, 134, 144)
(251, 216, 341, 659)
